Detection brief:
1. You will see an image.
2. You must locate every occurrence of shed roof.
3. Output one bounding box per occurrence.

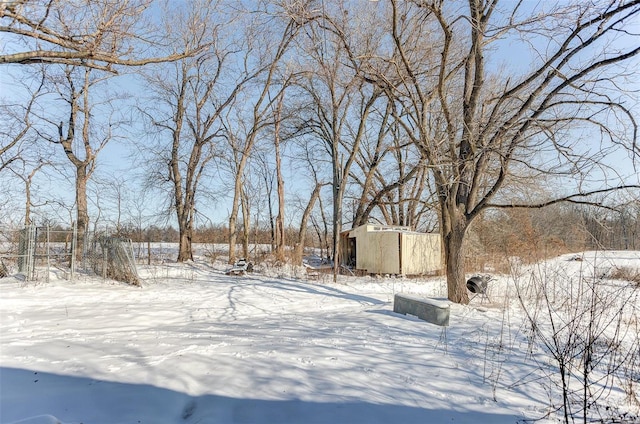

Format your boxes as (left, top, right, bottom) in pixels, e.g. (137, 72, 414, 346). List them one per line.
(342, 223, 429, 237)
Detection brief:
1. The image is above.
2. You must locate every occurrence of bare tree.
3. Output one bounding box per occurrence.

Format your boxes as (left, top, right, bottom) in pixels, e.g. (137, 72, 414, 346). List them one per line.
(141, 0, 254, 262)
(272, 94, 287, 263)
(254, 151, 277, 252)
(32, 64, 122, 256)
(0, 71, 54, 226)
(293, 182, 326, 265)
(2, 0, 210, 255)
(350, 99, 394, 227)
(515, 262, 639, 423)
(287, 118, 332, 264)
(88, 174, 132, 234)
(292, 5, 384, 279)
(0, 72, 45, 173)
(9, 160, 48, 226)
(356, 0, 640, 303)
(225, 6, 310, 265)
(350, 99, 435, 229)
(0, 0, 204, 72)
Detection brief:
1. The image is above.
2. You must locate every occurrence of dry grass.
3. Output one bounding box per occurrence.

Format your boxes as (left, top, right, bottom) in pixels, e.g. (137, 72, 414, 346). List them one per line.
(610, 266, 640, 286)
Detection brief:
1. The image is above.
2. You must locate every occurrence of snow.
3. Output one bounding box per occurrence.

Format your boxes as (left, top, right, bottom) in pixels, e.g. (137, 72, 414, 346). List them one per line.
(1, 250, 639, 424)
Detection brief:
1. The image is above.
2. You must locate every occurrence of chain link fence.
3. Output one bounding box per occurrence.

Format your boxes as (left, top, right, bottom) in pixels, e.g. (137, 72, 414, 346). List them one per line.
(84, 233, 140, 286)
(0, 225, 75, 282)
(0, 225, 138, 285)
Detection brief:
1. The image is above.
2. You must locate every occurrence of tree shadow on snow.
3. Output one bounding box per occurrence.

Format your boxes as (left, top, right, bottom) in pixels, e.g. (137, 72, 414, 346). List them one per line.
(1, 367, 523, 424)
(252, 277, 385, 306)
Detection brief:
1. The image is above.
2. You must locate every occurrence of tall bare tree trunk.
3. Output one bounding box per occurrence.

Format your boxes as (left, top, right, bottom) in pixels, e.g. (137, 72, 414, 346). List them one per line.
(331, 158, 342, 281)
(441, 201, 469, 304)
(76, 165, 89, 259)
(54, 66, 103, 262)
(262, 169, 275, 252)
(228, 165, 245, 264)
(317, 194, 331, 261)
(294, 183, 323, 265)
(167, 69, 193, 262)
(177, 210, 194, 262)
(274, 99, 286, 263)
(241, 186, 250, 259)
(24, 182, 31, 226)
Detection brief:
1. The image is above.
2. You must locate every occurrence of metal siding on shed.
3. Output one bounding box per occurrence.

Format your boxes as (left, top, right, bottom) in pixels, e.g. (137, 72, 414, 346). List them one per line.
(400, 233, 442, 275)
(378, 232, 401, 274)
(348, 224, 441, 275)
(356, 231, 400, 274)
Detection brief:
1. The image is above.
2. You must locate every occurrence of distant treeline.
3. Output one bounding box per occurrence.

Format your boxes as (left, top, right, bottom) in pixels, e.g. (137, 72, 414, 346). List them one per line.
(467, 204, 640, 271)
(40, 223, 308, 247)
(37, 203, 639, 267)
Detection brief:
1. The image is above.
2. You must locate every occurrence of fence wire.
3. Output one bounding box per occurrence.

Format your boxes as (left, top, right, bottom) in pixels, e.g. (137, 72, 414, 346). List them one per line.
(0, 225, 139, 285)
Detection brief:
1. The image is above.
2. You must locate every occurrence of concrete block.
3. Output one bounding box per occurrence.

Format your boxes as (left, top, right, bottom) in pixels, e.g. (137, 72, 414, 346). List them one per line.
(393, 293, 450, 326)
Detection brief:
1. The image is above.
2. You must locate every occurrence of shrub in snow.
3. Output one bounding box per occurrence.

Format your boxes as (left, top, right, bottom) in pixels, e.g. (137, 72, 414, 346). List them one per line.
(513, 260, 639, 423)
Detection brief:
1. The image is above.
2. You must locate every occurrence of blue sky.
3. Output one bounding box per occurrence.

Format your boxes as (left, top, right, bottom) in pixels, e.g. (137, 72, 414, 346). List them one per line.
(1, 0, 639, 229)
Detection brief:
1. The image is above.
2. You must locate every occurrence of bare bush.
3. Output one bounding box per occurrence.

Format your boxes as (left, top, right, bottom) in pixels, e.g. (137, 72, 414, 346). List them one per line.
(610, 267, 640, 287)
(513, 261, 639, 423)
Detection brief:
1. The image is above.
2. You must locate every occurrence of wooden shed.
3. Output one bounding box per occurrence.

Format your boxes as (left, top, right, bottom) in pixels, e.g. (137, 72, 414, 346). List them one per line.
(340, 224, 442, 276)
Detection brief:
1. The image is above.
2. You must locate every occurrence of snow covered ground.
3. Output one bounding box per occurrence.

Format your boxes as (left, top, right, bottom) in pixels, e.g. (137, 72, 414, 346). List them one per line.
(1, 250, 639, 424)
